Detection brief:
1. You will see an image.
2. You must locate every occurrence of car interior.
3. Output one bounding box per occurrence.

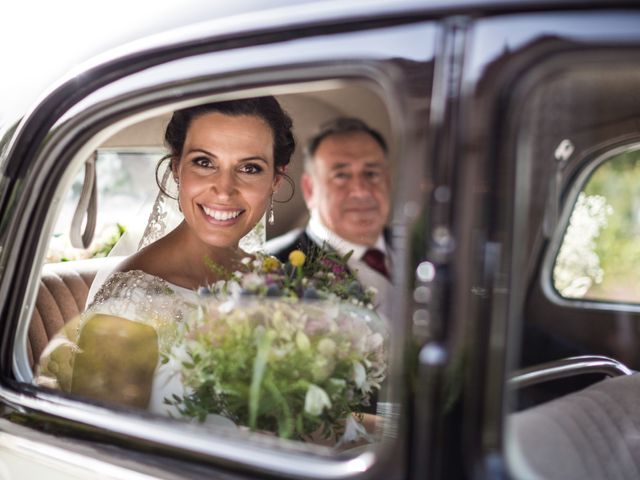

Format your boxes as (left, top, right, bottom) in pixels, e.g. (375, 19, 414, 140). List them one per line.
(503, 59, 640, 478)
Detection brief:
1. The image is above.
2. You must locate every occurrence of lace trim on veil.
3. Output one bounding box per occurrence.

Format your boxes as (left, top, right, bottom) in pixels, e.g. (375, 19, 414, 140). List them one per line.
(138, 166, 171, 251)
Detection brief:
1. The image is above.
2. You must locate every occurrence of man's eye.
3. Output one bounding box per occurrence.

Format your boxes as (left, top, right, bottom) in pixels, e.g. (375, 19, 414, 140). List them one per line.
(240, 163, 263, 174)
(334, 172, 350, 179)
(364, 170, 381, 180)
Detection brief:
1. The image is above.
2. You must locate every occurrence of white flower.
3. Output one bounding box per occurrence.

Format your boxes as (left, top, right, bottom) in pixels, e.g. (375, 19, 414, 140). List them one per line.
(295, 331, 311, 352)
(304, 384, 332, 416)
(352, 361, 366, 389)
(317, 338, 337, 357)
(218, 299, 235, 314)
(336, 415, 371, 447)
(311, 357, 335, 382)
(366, 332, 384, 352)
(241, 272, 265, 290)
(226, 280, 242, 299)
(365, 286, 378, 297)
(240, 257, 252, 265)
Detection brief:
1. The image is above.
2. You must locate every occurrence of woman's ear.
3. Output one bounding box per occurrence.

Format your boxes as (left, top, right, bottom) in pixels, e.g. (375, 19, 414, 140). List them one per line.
(170, 157, 180, 183)
(273, 166, 286, 191)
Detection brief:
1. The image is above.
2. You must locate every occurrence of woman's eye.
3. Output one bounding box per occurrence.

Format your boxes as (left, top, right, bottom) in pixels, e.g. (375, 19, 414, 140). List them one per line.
(240, 163, 263, 174)
(193, 156, 212, 168)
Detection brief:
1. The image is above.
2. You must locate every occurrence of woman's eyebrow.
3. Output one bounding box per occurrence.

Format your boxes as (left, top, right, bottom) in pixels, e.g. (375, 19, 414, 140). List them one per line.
(186, 148, 216, 157)
(187, 148, 269, 164)
(239, 156, 269, 164)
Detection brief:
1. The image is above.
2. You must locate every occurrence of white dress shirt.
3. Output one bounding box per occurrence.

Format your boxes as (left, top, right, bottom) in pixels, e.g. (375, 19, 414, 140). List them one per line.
(306, 210, 392, 318)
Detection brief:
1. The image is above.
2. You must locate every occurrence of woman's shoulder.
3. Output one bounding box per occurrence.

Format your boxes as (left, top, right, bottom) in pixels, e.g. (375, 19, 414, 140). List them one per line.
(82, 269, 199, 351)
(92, 270, 175, 304)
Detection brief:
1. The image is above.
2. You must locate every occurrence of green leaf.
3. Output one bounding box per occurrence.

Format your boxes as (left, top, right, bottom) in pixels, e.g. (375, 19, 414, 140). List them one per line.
(248, 331, 271, 430)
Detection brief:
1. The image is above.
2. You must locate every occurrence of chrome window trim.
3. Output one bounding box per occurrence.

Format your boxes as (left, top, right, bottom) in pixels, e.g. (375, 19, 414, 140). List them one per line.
(540, 139, 640, 312)
(0, 430, 160, 480)
(0, 387, 378, 479)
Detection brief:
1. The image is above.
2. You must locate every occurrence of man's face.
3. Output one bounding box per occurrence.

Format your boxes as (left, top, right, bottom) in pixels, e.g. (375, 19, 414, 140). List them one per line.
(302, 131, 391, 246)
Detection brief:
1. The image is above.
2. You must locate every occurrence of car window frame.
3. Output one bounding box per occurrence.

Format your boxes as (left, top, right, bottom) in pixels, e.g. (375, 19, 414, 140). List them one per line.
(541, 138, 640, 313)
(0, 19, 437, 479)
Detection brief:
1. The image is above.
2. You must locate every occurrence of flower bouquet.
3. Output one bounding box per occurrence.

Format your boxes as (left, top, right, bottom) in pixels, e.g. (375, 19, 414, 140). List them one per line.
(165, 250, 387, 443)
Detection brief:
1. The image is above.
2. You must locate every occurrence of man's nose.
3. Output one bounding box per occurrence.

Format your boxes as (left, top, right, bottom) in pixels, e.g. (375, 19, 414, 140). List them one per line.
(348, 174, 372, 198)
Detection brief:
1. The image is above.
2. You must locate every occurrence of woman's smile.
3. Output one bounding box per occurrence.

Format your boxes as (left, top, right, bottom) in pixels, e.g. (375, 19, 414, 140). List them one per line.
(200, 205, 245, 223)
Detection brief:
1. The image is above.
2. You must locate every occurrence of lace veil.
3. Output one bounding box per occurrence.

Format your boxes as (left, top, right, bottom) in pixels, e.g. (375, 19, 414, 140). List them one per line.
(86, 161, 266, 305)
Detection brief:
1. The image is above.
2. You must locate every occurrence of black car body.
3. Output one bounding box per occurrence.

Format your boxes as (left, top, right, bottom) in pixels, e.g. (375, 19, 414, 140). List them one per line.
(2, 1, 640, 478)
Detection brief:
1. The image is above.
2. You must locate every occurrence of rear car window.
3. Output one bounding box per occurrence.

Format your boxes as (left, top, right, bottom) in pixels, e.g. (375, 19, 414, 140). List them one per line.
(553, 146, 640, 303)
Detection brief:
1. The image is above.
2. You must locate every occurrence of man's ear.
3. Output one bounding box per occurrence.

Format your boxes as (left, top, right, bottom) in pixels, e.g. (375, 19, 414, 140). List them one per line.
(301, 173, 315, 209)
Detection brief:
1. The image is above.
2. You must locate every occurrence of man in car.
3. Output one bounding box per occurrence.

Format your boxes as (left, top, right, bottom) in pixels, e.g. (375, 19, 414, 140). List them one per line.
(266, 117, 392, 314)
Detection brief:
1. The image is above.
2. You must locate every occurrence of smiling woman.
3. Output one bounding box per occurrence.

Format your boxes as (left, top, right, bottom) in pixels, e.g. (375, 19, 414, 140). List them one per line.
(36, 97, 296, 405)
(120, 98, 294, 289)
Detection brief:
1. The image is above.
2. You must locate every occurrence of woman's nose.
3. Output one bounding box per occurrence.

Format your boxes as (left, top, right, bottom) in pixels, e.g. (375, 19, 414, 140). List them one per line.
(211, 170, 237, 198)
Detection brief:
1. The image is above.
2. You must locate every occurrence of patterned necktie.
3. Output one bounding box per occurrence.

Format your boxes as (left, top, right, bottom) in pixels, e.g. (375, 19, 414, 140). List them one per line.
(361, 248, 390, 279)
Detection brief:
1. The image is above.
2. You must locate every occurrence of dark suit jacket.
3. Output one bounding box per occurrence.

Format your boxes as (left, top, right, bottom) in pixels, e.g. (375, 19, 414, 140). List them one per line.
(265, 228, 325, 264)
(266, 226, 393, 264)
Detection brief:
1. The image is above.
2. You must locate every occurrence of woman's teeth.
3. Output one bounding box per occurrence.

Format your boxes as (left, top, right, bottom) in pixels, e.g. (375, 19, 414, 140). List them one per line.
(202, 206, 242, 221)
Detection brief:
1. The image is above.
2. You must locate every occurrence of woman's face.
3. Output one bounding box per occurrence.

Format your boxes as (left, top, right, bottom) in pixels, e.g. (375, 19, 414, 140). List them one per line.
(174, 112, 281, 249)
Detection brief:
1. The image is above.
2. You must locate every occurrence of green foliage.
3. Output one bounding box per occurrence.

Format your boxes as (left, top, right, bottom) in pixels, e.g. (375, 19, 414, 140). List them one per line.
(581, 149, 640, 301)
(164, 252, 387, 442)
(90, 223, 126, 258)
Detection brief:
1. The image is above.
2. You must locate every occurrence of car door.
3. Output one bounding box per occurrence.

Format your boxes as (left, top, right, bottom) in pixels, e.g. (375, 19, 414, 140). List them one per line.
(433, 6, 640, 479)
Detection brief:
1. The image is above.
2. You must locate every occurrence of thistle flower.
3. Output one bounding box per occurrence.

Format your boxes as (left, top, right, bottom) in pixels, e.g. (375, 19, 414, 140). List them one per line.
(262, 255, 281, 273)
(289, 250, 306, 267)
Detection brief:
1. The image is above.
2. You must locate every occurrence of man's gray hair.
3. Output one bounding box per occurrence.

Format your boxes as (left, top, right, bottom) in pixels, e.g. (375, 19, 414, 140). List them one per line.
(303, 117, 387, 172)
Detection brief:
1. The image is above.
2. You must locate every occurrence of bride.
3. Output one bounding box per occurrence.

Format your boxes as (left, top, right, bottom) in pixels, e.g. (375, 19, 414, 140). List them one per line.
(36, 96, 295, 413)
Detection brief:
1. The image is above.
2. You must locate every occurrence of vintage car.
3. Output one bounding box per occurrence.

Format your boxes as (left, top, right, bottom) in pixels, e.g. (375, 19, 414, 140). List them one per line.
(2, 0, 640, 478)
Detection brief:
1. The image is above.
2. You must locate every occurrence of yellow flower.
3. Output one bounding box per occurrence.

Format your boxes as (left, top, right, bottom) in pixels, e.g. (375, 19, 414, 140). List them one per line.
(262, 255, 281, 273)
(288, 250, 306, 267)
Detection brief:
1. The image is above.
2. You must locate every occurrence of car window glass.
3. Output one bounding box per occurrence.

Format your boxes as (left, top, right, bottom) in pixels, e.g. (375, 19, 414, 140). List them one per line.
(553, 147, 640, 303)
(27, 84, 404, 461)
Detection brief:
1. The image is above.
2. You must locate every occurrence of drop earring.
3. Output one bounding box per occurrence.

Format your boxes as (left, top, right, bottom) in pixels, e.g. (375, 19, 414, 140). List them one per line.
(268, 194, 275, 225)
(175, 178, 182, 212)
